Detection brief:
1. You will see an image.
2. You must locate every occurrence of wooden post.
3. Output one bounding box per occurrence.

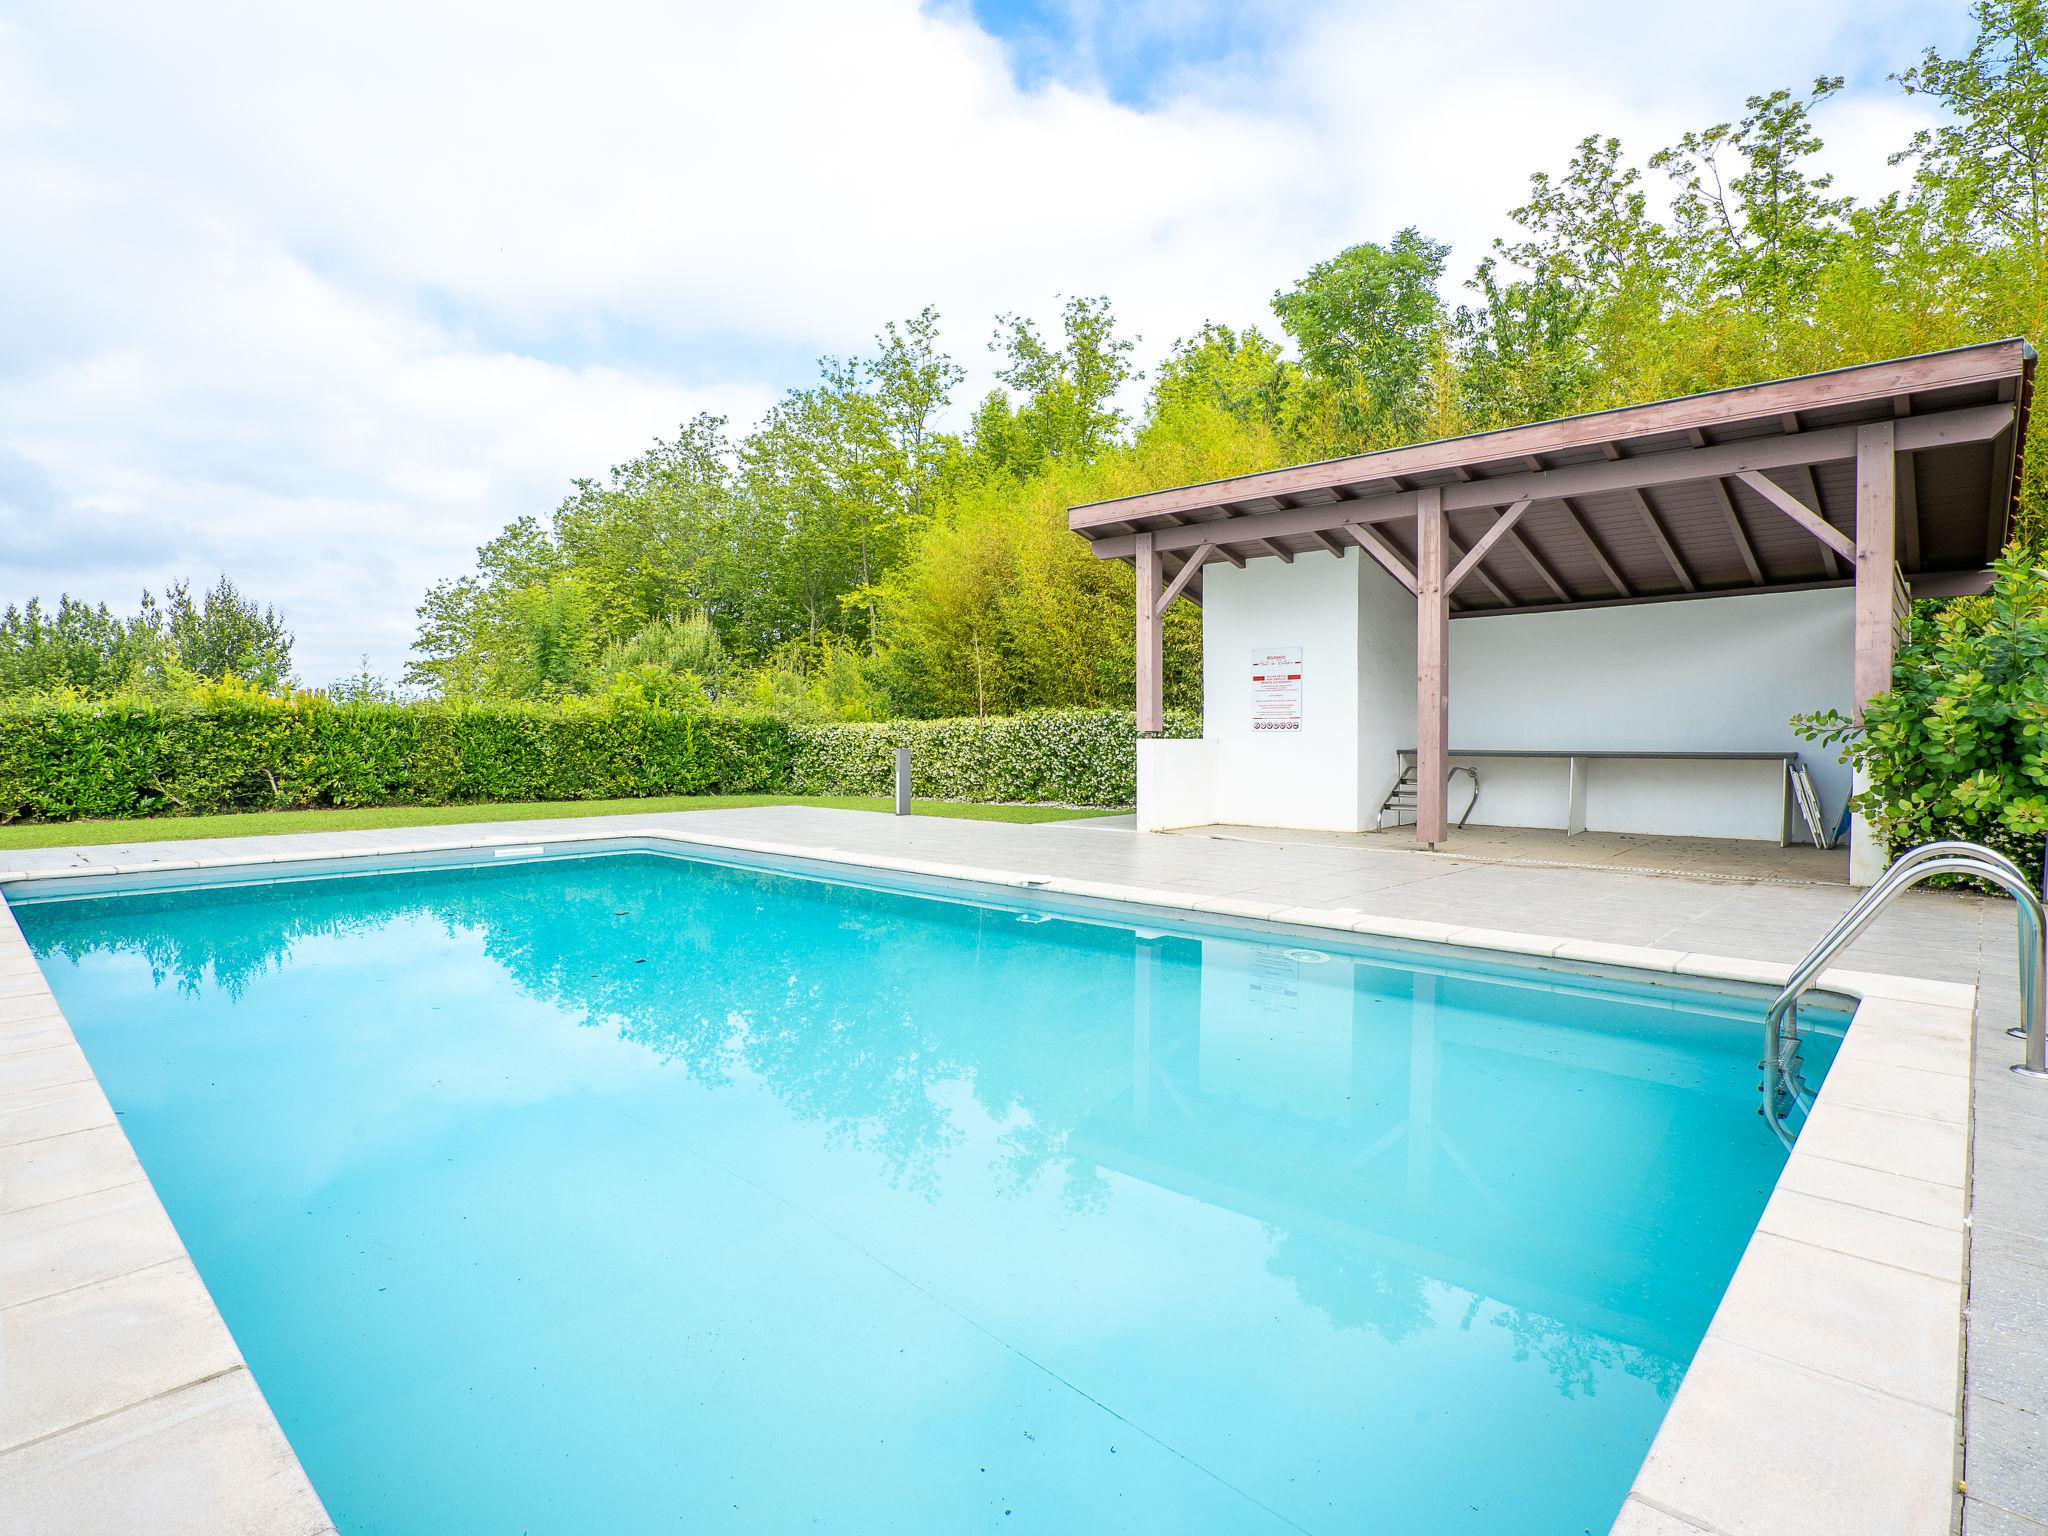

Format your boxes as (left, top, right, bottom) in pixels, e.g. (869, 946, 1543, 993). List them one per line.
(1415, 487, 1449, 847)
(1135, 531, 1163, 735)
(1850, 422, 1897, 886)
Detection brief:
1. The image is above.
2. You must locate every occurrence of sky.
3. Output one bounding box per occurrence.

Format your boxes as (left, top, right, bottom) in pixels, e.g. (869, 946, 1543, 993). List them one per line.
(0, 0, 1977, 687)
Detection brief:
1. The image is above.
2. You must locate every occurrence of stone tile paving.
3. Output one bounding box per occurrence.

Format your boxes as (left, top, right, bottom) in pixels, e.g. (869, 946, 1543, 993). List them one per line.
(3, 803, 2043, 1529)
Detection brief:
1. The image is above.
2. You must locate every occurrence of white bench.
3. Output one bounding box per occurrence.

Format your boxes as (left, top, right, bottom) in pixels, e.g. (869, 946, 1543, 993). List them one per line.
(1387, 748, 1828, 846)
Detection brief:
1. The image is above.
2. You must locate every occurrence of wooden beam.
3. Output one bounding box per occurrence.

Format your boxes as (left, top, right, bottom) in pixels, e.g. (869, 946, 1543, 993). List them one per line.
(1628, 488, 1695, 591)
(1854, 423, 1897, 718)
(1898, 454, 1921, 568)
(1501, 525, 1574, 603)
(1706, 477, 1765, 586)
(1078, 403, 2014, 560)
(1851, 421, 1898, 888)
(1158, 546, 1210, 612)
(1344, 521, 1418, 594)
(1249, 537, 1294, 564)
(1307, 528, 1347, 557)
(1416, 487, 1449, 847)
(1211, 542, 1247, 569)
(1134, 532, 1162, 735)
(1557, 497, 1631, 597)
(1733, 470, 1855, 563)
(1446, 499, 1533, 594)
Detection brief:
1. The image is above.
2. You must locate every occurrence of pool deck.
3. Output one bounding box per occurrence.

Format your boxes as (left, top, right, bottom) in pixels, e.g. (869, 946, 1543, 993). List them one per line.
(2, 805, 2043, 1534)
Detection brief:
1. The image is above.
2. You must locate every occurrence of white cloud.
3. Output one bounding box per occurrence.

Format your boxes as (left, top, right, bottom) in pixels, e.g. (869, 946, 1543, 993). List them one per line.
(0, 0, 1957, 682)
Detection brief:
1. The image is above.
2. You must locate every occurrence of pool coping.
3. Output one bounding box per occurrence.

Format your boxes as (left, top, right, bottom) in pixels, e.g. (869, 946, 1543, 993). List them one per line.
(0, 826, 1978, 1536)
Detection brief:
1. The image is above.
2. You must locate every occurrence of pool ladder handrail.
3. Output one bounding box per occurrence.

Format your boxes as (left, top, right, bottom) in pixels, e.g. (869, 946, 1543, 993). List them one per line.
(1762, 839, 2047, 1146)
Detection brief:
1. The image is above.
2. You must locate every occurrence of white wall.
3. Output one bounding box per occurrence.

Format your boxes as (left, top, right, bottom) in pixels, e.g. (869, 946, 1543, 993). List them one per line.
(1169, 551, 1377, 832)
(1139, 559, 1855, 842)
(1441, 588, 1853, 840)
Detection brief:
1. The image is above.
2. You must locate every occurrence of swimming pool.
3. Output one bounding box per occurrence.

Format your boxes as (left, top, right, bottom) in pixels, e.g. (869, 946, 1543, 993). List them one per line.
(11, 845, 1841, 1535)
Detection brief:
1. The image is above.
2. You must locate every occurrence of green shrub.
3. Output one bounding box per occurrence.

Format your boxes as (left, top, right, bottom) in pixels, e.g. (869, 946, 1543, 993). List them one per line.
(0, 683, 795, 821)
(789, 707, 1196, 807)
(1795, 554, 2048, 878)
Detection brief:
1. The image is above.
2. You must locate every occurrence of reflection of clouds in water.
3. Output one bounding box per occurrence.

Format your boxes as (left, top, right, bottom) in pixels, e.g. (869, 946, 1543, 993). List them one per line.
(23, 850, 1753, 1403)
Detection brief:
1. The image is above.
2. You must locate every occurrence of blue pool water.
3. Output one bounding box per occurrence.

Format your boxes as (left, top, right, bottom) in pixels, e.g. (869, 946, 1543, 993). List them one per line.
(13, 849, 1838, 1535)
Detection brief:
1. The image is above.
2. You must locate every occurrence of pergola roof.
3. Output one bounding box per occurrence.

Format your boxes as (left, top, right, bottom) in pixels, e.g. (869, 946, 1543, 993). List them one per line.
(1068, 339, 2035, 614)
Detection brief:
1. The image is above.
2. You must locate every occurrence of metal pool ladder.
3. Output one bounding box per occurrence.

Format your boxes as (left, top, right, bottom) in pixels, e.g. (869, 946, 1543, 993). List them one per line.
(1761, 839, 2047, 1146)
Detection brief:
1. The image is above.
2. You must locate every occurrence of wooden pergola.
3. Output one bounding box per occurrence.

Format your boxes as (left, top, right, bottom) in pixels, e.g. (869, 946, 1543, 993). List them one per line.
(1068, 339, 2035, 847)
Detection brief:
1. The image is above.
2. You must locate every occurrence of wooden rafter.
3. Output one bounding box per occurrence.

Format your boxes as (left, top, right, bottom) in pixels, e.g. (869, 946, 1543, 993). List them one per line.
(1249, 537, 1294, 564)
(1733, 470, 1854, 565)
(1791, 464, 1837, 577)
(1500, 524, 1573, 603)
(1706, 477, 1765, 586)
(1557, 497, 1631, 597)
(1210, 542, 1247, 569)
(1307, 527, 1347, 558)
(1628, 488, 1696, 592)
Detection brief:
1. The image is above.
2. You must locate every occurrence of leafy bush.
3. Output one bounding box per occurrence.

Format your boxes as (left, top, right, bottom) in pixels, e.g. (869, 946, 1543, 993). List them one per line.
(0, 683, 795, 821)
(1795, 554, 2048, 877)
(790, 707, 1196, 807)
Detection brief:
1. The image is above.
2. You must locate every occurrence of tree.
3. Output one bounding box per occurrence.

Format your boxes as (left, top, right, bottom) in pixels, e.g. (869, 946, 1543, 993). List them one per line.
(1651, 78, 1852, 323)
(989, 295, 1139, 470)
(1272, 228, 1450, 452)
(158, 577, 295, 691)
(1895, 1, 2048, 256)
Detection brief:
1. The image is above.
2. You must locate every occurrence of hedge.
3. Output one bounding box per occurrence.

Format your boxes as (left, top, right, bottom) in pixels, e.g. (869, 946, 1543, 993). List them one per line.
(790, 707, 1197, 807)
(0, 694, 796, 821)
(0, 696, 1183, 822)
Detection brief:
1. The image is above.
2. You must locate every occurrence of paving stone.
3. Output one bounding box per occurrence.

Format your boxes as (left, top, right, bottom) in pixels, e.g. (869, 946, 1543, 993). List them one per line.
(0, 1259, 244, 1451)
(0, 1370, 332, 1536)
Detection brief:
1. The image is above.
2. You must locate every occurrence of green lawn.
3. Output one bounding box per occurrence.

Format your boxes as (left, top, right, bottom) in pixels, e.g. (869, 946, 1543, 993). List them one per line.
(0, 795, 1126, 851)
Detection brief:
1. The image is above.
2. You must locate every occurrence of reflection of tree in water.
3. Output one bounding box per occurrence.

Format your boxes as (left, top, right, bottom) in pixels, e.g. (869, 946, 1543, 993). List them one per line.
(1488, 1306, 1687, 1402)
(24, 853, 1719, 1392)
(1264, 1229, 1433, 1344)
(24, 855, 1153, 1198)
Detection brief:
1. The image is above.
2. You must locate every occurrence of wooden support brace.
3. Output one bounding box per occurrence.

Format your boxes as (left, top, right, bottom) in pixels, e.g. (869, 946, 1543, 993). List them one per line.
(1734, 470, 1855, 564)
(1158, 546, 1210, 612)
(1344, 522, 1418, 593)
(1446, 499, 1533, 594)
